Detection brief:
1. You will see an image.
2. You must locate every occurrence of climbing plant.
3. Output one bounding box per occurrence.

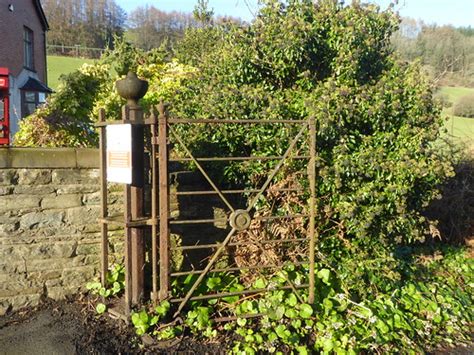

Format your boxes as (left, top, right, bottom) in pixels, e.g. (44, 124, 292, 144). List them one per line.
(169, 0, 453, 252)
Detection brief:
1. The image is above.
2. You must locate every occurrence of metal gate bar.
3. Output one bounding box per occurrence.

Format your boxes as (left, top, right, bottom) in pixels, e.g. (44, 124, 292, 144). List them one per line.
(166, 118, 307, 124)
(170, 237, 310, 252)
(98, 108, 108, 287)
(175, 187, 304, 196)
(164, 120, 311, 316)
(170, 261, 309, 277)
(170, 284, 311, 303)
(308, 118, 317, 303)
(168, 213, 309, 226)
(169, 155, 310, 162)
(150, 110, 158, 302)
(158, 103, 170, 301)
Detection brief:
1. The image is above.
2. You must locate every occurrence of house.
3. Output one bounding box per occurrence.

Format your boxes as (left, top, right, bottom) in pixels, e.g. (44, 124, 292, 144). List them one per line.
(0, 0, 51, 146)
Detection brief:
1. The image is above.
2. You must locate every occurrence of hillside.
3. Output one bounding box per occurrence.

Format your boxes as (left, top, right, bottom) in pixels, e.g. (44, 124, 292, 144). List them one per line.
(47, 55, 95, 91)
(441, 86, 474, 145)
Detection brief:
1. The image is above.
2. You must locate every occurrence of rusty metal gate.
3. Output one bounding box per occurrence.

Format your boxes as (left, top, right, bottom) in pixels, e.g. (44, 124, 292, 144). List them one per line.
(98, 101, 316, 320)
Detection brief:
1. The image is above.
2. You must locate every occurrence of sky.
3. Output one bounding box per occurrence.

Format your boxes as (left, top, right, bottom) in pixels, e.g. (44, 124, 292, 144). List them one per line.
(117, 0, 474, 28)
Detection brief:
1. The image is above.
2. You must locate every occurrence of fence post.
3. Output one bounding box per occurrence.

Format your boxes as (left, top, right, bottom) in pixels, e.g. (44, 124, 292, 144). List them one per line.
(115, 72, 148, 308)
(158, 101, 170, 301)
(308, 117, 317, 304)
(150, 109, 159, 303)
(99, 108, 108, 286)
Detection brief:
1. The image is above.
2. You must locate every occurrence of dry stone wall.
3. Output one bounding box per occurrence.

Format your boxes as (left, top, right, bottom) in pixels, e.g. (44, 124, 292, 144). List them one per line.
(0, 148, 230, 316)
(0, 148, 123, 315)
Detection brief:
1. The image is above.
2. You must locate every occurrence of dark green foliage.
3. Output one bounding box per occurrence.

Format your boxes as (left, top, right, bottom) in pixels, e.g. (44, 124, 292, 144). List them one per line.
(453, 94, 474, 118)
(170, 0, 452, 250)
(193, 0, 214, 25)
(458, 26, 474, 37)
(102, 36, 144, 76)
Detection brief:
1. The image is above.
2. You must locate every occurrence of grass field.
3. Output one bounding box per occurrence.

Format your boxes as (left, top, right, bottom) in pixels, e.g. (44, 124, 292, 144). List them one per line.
(439, 86, 474, 146)
(47, 55, 95, 90)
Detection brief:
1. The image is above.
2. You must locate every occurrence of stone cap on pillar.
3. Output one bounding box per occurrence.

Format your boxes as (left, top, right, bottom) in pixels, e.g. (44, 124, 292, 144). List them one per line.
(115, 71, 149, 108)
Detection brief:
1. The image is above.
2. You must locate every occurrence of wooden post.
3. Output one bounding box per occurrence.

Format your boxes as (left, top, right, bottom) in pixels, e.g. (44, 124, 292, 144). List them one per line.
(124, 184, 133, 315)
(128, 105, 146, 305)
(150, 109, 159, 303)
(99, 108, 108, 286)
(158, 102, 170, 301)
(308, 118, 317, 304)
(114, 72, 149, 313)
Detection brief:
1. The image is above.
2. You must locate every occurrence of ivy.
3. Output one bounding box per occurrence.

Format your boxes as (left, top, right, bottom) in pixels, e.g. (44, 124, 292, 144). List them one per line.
(86, 264, 125, 314)
(87, 246, 471, 353)
(168, 0, 453, 253)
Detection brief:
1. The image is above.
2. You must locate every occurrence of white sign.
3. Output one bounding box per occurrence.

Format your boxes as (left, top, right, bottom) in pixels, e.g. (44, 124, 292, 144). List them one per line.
(106, 124, 132, 184)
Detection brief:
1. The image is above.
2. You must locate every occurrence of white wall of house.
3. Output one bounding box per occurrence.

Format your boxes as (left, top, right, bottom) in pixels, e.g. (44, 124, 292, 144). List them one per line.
(9, 69, 44, 142)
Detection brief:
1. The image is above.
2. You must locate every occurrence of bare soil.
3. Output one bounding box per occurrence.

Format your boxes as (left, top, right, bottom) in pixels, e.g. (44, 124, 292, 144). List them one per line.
(0, 296, 225, 355)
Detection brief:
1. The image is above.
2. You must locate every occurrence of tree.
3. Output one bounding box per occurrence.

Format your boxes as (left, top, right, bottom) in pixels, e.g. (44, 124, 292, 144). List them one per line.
(42, 0, 126, 48)
(193, 0, 214, 25)
(126, 3, 241, 51)
(127, 6, 198, 51)
(391, 17, 423, 61)
(393, 19, 474, 84)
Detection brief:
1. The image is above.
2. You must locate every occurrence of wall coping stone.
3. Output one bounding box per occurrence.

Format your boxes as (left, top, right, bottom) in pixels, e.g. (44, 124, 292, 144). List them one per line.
(0, 148, 99, 169)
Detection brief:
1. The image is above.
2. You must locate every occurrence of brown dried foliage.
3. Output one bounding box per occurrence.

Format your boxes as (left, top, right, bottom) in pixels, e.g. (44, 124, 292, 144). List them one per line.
(425, 150, 474, 246)
(232, 175, 308, 278)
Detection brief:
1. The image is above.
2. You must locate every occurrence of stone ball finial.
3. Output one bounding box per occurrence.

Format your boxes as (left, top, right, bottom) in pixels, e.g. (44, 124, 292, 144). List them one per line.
(115, 71, 149, 108)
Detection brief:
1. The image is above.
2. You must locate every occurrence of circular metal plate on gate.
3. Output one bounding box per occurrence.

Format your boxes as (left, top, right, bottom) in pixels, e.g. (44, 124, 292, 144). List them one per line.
(229, 209, 252, 231)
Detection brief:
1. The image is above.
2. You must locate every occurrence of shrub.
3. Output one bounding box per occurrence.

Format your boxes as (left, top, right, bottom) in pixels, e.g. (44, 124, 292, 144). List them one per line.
(14, 63, 111, 147)
(169, 0, 452, 252)
(13, 38, 187, 146)
(434, 92, 453, 108)
(453, 94, 474, 118)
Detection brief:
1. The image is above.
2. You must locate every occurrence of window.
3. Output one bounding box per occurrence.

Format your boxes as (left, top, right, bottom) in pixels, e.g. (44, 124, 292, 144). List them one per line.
(0, 96, 6, 123)
(23, 92, 36, 116)
(21, 91, 45, 117)
(0, 97, 4, 121)
(24, 27, 34, 69)
(0, 96, 6, 139)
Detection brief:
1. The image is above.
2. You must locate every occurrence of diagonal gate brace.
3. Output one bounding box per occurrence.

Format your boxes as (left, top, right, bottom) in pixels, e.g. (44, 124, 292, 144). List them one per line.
(173, 121, 309, 317)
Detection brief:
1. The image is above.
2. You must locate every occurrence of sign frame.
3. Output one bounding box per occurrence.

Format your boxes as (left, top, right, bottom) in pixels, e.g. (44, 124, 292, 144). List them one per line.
(106, 124, 133, 184)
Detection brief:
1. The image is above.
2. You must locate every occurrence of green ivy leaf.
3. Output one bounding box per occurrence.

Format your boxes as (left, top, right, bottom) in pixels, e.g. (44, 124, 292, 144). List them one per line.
(86, 281, 102, 291)
(285, 308, 298, 319)
(237, 318, 247, 327)
(376, 320, 390, 334)
(317, 269, 331, 285)
(253, 278, 267, 289)
(155, 300, 171, 317)
(206, 277, 222, 290)
(275, 324, 289, 339)
(96, 303, 106, 314)
(299, 304, 313, 319)
(286, 293, 298, 307)
(296, 345, 309, 355)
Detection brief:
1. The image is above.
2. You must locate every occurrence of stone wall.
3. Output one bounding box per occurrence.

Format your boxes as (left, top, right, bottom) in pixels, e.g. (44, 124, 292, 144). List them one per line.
(0, 148, 233, 316)
(0, 148, 123, 315)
